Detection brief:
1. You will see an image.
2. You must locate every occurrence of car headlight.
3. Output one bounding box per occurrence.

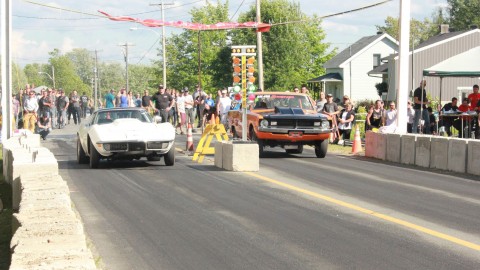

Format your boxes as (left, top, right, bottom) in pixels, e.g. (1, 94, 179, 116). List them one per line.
(147, 141, 168, 149)
(321, 120, 330, 129)
(103, 143, 109, 151)
(260, 119, 269, 128)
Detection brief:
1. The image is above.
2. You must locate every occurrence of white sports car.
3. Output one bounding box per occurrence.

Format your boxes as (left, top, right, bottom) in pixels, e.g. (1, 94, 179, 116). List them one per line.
(77, 107, 176, 168)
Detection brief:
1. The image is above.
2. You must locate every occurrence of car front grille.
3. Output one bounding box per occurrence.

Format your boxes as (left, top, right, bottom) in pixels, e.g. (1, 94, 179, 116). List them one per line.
(129, 142, 145, 151)
(274, 119, 314, 128)
(109, 143, 128, 151)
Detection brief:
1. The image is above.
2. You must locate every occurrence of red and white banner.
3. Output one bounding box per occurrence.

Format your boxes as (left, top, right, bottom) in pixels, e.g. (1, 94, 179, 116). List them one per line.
(98, 11, 271, 32)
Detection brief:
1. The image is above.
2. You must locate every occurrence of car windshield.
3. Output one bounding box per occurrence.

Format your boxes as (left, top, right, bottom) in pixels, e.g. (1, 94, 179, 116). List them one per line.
(253, 94, 314, 110)
(95, 110, 153, 125)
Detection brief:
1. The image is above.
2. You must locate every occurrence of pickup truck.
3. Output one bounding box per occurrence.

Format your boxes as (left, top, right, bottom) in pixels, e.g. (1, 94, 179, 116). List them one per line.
(227, 92, 332, 157)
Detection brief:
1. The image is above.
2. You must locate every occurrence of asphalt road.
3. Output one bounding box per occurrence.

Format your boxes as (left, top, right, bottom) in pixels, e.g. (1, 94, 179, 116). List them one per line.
(43, 125, 480, 270)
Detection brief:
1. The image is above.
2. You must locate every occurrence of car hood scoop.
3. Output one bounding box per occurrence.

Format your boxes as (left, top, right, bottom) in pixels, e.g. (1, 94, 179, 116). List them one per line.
(274, 106, 305, 115)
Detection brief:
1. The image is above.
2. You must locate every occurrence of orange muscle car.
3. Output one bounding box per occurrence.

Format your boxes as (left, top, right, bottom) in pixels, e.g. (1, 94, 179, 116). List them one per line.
(227, 92, 332, 157)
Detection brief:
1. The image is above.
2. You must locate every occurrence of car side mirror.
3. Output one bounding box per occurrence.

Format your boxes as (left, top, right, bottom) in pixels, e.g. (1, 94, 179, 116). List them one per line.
(154, 116, 162, 123)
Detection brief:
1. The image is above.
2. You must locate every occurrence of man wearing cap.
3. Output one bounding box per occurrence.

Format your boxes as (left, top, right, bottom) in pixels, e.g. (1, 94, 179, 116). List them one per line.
(150, 85, 174, 123)
(412, 80, 430, 134)
(23, 90, 39, 133)
(217, 89, 231, 126)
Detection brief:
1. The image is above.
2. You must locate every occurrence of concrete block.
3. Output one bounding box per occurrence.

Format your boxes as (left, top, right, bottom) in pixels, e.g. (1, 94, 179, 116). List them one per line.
(19, 134, 41, 148)
(223, 142, 259, 172)
(430, 137, 450, 170)
(401, 134, 416, 165)
(467, 140, 480, 175)
(214, 141, 224, 168)
(375, 133, 387, 160)
(386, 133, 402, 163)
(415, 135, 431, 168)
(364, 131, 376, 158)
(448, 138, 468, 173)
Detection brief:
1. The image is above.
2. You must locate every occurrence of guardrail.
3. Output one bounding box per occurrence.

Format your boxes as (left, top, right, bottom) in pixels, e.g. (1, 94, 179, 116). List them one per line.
(3, 132, 97, 269)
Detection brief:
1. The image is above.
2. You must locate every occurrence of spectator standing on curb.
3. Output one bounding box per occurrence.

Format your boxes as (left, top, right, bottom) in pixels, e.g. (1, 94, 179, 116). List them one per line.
(366, 100, 384, 131)
(184, 88, 195, 130)
(134, 93, 142, 107)
(55, 90, 69, 128)
(70, 90, 82, 125)
(12, 94, 20, 129)
(23, 90, 38, 133)
(217, 89, 231, 126)
(150, 85, 174, 123)
(316, 92, 327, 113)
(176, 89, 186, 134)
(407, 101, 415, 133)
(141, 90, 152, 115)
(193, 85, 207, 128)
(80, 92, 89, 118)
(412, 80, 430, 134)
(105, 89, 115, 109)
(337, 102, 355, 145)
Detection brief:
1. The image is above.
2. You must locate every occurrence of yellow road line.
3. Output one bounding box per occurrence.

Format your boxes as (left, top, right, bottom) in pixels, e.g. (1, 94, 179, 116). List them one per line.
(245, 172, 480, 251)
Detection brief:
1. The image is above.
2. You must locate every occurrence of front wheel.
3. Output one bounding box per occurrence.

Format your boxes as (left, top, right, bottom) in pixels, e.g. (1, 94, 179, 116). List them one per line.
(164, 147, 175, 166)
(77, 138, 88, 164)
(251, 131, 265, 158)
(315, 140, 328, 158)
(89, 140, 101, 168)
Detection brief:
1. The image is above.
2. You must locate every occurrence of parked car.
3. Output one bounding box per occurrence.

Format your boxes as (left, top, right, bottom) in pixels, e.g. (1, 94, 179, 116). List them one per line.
(77, 107, 175, 168)
(227, 92, 331, 157)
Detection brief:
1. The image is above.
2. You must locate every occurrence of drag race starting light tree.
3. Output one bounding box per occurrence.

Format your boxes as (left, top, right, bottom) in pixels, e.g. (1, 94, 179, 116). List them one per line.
(231, 45, 256, 141)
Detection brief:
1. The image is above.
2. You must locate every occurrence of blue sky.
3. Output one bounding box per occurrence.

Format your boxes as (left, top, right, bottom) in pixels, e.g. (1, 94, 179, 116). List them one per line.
(7, 0, 447, 66)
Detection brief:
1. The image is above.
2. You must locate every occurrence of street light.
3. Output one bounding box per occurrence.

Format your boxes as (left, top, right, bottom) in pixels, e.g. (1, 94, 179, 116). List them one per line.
(130, 26, 167, 89)
(38, 66, 55, 88)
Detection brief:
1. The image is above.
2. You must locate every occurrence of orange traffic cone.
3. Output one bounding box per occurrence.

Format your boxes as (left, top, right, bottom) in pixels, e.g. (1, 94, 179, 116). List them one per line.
(186, 123, 194, 152)
(351, 124, 363, 154)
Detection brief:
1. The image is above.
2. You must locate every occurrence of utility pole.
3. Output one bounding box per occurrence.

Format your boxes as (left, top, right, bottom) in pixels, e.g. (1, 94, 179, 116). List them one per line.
(256, 0, 264, 91)
(1, 0, 12, 139)
(198, 31, 202, 88)
(51, 66, 56, 89)
(93, 49, 100, 111)
(119, 43, 134, 92)
(150, 1, 174, 89)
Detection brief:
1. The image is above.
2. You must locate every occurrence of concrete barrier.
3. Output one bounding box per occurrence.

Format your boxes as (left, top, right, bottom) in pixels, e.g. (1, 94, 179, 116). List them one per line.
(430, 137, 450, 170)
(386, 133, 402, 163)
(401, 134, 416, 165)
(448, 138, 468, 173)
(3, 134, 97, 269)
(467, 140, 480, 175)
(214, 141, 224, 168)
(375, 133, 387, 160)
(222, 141, 259, 172)
(415, 135, 431, 168)
(364, 131, 376, 158)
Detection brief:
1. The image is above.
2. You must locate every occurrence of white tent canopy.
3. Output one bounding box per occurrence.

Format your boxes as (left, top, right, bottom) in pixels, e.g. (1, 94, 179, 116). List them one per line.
(423, 47, 480, 77)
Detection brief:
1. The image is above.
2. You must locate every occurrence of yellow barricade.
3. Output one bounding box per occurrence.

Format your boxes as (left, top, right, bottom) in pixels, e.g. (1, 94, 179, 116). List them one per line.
(192, 120, 229, 163)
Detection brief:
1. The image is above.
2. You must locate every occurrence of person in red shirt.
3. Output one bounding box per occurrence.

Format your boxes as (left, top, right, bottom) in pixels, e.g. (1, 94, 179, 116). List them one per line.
(467, 84, 480, 110)
(455, 98, 472, 138)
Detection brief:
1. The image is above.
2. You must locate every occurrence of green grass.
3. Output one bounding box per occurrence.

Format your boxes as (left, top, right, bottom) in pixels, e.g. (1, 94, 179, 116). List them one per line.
(0, 145, 12, 270)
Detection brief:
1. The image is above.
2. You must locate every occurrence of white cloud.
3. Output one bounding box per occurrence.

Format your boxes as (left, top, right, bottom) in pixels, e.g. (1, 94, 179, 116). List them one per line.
(61, 37, 75, 54)
(12, 31, 50, 63)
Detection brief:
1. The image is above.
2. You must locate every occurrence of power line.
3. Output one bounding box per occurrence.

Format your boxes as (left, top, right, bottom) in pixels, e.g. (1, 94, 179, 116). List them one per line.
(230, 0, 247, 22)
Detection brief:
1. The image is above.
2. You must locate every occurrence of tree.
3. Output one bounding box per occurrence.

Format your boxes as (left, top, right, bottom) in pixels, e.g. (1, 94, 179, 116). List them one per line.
(376, 15, 447, 48)
(162, 1, 230, 93)
(48, 49, 90, 95)
(23, 63, 47, 88)
(128, 64, 157, 94)
(98, 62, 124, 94)
(447, 0, 480, 31)
(235, 0, 335, 90)
(66, 48, 95, 86)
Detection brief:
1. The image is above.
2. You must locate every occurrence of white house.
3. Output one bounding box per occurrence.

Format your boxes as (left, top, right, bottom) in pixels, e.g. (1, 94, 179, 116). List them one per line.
(308, 32, 398, 101)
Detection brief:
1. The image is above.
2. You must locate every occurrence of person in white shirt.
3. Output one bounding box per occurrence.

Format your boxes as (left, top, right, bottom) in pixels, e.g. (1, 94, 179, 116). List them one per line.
(217, 89, 232, 126)
(337, 102, 355, 145)
(23, 91, 39, 133)
(407, 101, 415, 133)
(176, 91, 186, 134)
(379, 101, 397, 133)
(183, 88, 195, 128)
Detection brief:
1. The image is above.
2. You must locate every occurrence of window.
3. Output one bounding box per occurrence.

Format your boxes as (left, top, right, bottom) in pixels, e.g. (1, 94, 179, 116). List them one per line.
(373, 54, 381, 68)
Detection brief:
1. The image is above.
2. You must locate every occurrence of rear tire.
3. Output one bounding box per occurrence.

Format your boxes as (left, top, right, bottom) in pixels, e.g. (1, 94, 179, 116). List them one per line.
(315, 140, 328, 158)
(164, 147, 175, 166)
(285, 145, 303, 154)
(77, 137, 88, 164)
(89, 140, 101, 169)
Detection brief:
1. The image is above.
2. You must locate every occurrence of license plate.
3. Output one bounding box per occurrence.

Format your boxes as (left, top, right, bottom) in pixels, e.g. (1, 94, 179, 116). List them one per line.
(288, 131, 303, 137)
(284, 145, 299, 150)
